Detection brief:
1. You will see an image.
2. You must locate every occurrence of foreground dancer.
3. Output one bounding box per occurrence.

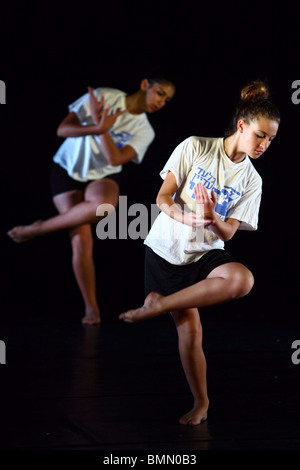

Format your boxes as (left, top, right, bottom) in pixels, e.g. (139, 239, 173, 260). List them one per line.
(119, 80, 280, 425)
(8, 75, 176, 324)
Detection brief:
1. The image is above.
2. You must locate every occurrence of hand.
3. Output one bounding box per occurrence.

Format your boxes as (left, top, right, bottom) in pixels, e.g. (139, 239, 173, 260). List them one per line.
(182, 211, 212, 228)
(88, 86, 104, 124)
(96, 105, 127, 134)
(194, 183, 217, 224)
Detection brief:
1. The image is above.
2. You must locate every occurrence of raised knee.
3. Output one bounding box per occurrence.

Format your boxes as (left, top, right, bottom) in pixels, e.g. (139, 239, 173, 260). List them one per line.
(230, 268, 254, 299)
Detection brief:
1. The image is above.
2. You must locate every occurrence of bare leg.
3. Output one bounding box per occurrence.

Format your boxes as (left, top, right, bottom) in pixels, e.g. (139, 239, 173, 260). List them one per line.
(8, 179, 119, 324)
(51, 186, 105, 324)
(119, 262, 254, 322)
(69, 224, 100, 324)
(7, 179, 118, 242)
(172, 308, 209, 425)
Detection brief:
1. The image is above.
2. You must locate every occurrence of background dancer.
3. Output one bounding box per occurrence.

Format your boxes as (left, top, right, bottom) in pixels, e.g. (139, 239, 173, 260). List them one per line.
(8, 75, 176, 324)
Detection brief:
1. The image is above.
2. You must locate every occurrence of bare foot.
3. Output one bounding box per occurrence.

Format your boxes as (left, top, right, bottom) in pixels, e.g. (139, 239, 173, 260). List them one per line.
(179, 402, 209, 426)
(119, 292, 164, 323)
(7, 220, 42, 243)
(81, 306, 101, 325)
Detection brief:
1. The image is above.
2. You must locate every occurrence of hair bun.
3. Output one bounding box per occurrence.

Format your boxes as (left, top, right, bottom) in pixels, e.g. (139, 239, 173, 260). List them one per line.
(240, 80, 270, 102)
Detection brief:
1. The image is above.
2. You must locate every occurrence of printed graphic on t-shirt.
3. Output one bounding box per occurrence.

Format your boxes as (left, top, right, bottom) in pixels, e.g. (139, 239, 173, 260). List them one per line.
(110, 130, 133, 148)
(187, 166, 241, 217)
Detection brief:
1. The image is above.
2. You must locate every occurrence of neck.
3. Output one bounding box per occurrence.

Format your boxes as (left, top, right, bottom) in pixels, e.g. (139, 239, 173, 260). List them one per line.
(125, 91, 145, 114)
(224, 134, 246, 163)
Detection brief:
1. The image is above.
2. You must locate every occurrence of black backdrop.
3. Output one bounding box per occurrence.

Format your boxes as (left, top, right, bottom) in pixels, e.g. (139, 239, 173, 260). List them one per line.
(1, 1, 299, 322)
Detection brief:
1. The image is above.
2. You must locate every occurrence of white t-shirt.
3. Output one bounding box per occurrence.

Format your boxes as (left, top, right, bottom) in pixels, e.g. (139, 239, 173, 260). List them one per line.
(53, 87, 155, 181)
(145, 136, 262, 265)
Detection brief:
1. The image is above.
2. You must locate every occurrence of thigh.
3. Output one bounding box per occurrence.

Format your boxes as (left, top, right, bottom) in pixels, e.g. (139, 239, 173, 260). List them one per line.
(53, 189, 85, 214)
(207, 261, 254, 297)
(207, 261, 250, 280)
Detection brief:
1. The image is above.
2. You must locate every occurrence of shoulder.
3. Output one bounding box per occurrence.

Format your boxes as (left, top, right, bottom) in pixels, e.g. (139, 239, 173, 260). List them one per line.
(244, 158, 263, 189)
(94, 87, 126, 99)
(177, 135, 222, 156)
(136, 115, 155, 140)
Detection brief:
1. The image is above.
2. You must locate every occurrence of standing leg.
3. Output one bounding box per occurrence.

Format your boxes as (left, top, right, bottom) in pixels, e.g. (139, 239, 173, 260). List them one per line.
(171, 308, 209, 425)
(69, 223, 100, 324)
(49, 188, 101, 324)
(51, 179, 119, 324)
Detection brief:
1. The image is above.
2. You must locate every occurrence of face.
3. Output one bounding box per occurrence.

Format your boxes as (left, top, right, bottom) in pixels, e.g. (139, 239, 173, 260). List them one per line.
(238, 116, 279, 159)
(142, 80, 175, 113)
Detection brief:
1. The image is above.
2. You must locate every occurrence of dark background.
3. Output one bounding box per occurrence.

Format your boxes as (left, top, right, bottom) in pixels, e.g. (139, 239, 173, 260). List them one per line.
(0, 1, 299, 323)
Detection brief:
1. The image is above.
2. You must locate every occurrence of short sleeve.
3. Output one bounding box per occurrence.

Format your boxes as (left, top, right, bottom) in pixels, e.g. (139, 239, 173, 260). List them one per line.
(226, 176, 262, 230)
(160, 137, 202, 187)
(129, 125, 155, 164)
(68, 92, 91, 123)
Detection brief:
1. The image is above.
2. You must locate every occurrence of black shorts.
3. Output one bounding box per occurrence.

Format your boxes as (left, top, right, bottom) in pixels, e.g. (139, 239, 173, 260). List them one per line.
(50, 162, 121, 197)
(144, 246, 237, 296)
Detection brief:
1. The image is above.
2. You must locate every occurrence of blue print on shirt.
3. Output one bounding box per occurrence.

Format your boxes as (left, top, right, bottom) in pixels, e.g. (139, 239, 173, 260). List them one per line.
(189, 167, 216, 192)
(187, 166, 241, 217)
(213, 186, 241, 216)
(110, 130, 133, 148)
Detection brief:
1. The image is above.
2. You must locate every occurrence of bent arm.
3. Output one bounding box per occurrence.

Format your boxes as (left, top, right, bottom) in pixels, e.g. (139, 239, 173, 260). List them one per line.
(57, 111, 103, 138)
(158, 173, 241, 236)
(156, 172, 213, 227)
(99, 133, 137, 166)
(156, 171, 184, 222)
(194, 183, 241, 241)
(209, 216, 241, 241)
(57, 109, 135, 166)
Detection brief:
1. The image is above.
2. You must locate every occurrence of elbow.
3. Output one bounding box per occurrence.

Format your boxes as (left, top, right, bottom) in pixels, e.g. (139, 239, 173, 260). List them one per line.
(223, 231, 235, 242)
(223, 235, 233, 242)
(156, 194, 164, 208)
(56, 125, 65, 138)
(211, 226, 235, 242)
(221, 229, 236, 242)
(109, 159, 122, 167)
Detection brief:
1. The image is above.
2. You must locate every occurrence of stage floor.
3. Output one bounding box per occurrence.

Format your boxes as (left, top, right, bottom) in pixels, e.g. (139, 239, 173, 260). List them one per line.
(1, 295, 299, 455)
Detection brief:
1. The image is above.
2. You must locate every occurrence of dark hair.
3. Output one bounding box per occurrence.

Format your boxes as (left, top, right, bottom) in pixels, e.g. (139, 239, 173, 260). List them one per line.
(145, 68, 177, 89)
(147, 77, 175, 87)
(226, 80, 280, 136)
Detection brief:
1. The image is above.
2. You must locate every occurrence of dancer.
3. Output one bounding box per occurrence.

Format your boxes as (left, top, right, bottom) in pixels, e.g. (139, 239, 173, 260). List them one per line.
(8, 74, 176, 324)
(119, 80, 280, 425)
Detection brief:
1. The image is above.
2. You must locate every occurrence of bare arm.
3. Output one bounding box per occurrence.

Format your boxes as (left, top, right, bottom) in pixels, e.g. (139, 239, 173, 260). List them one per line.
(99, 133, 137, 166)
(57, 89, 137, 166)
(156, 172, 214, 227)
(56, 111, 102, 138)
(194, 183, 241, 241)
